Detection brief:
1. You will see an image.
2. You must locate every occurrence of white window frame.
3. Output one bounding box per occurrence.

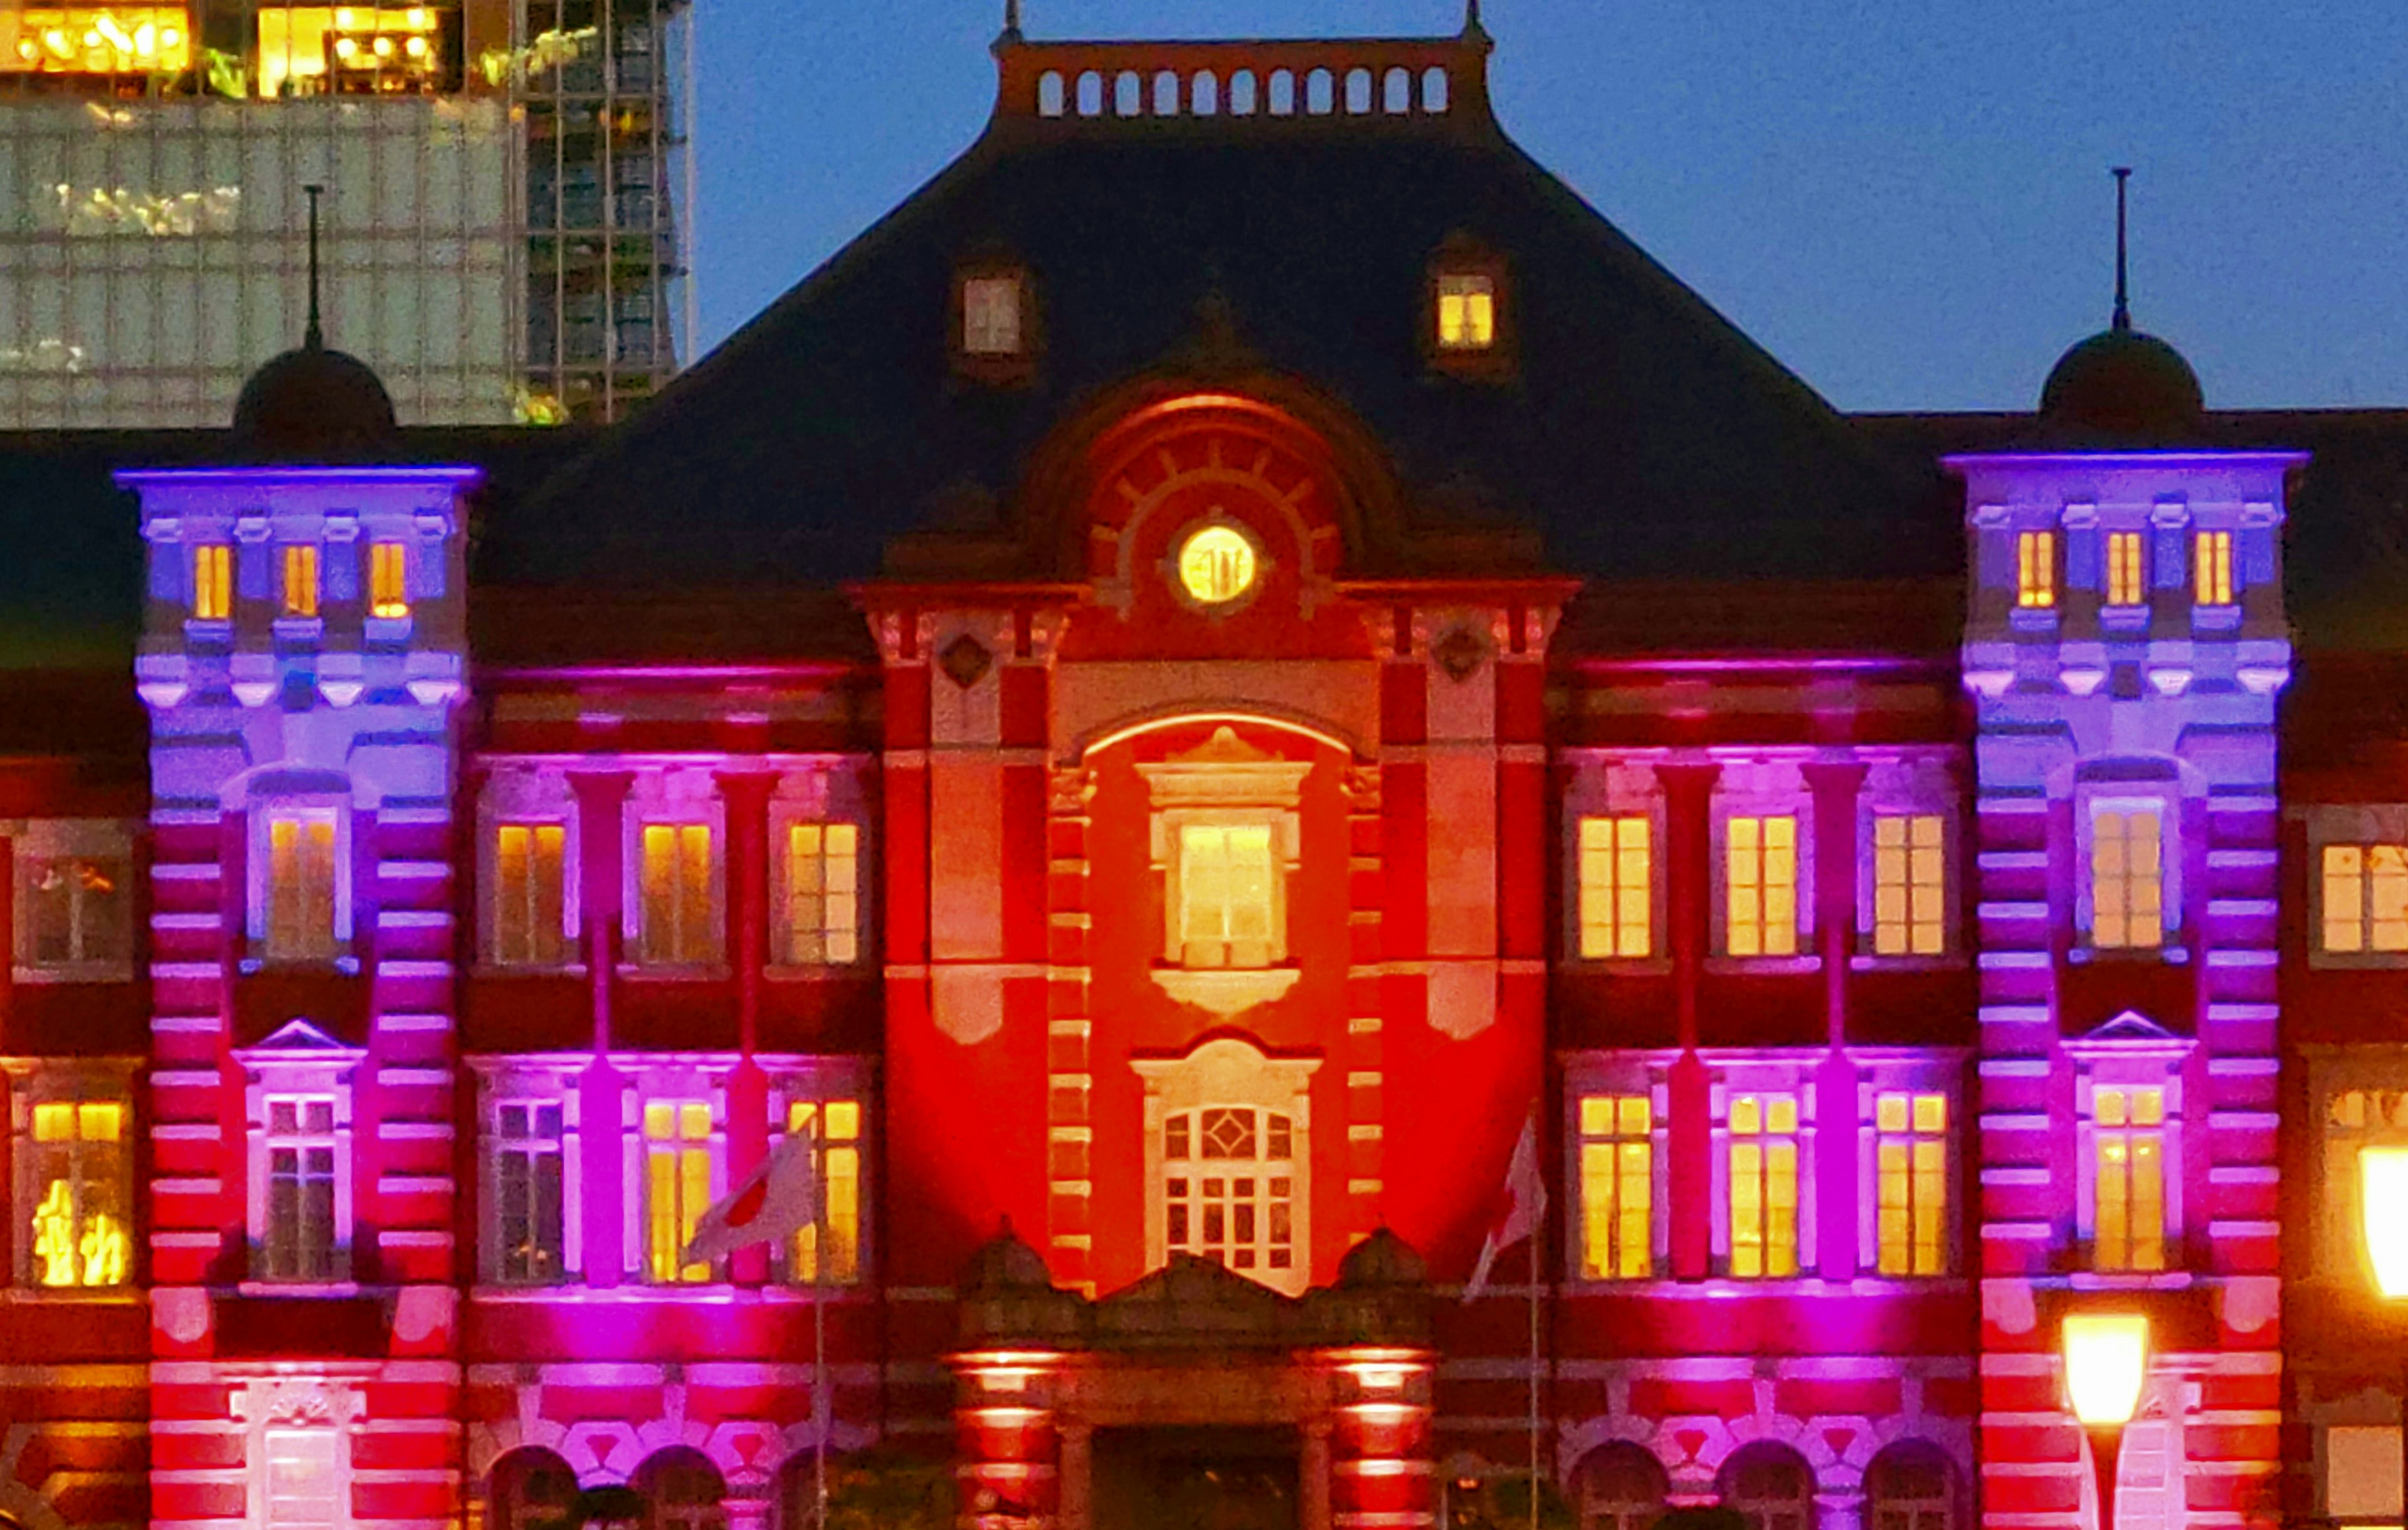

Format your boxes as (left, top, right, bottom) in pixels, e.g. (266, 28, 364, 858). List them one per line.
(1855, 1056, 1962, 1279)
(768, 1065, 874, 1287)
(1855, 756, 1959, 964)
(4, 1059, 138, 1292)
(624, 1068, 727, 1285)
(2307, 1052, 2408, 1283)
(1562, 759, 1666, 968)
(474, 1065, 582, 1286)
(1711, 761, 1814, 963)
(1708, 1058, 1817, 1279)
(247, 796, 352, 963)
(1133, 1036, 1319, 1297)
(2306, 806, 2408, 969)
(2069, 1028, 2192, 1279)
(2076, 786, 2180, 955)
(11, 818, 137, 983)
(623, 770, 726, 970)
(479, 767, 581, 972)
(1563, 1055, 1670, 1284)
(238, 1023, 364, 1289)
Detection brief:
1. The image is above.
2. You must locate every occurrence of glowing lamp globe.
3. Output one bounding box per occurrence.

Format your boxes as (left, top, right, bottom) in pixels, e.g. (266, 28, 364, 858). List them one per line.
(2362, 1144, 2408, 1300)
(2061, 1312, 2151, 1427)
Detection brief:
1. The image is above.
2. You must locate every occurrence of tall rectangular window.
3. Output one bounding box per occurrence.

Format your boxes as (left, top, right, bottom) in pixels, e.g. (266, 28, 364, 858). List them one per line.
(2016, 530, 2057, 608)
(2106, 530, 2146, 606)
(784, 1099, 862, 1284)
(492, 1100, 566, 1284)
(1436, 272, 1496, 350)
(192, 542, 233, 620)
(784, 823, 860, 966)
(2089, 806, 2165, 950)
(2325, 1087, 2408, 1278)
(962, 274, 1024, 356)
(1870, 813, 1946, 957)
(644, 1099, 714, 1283)
(2195, 529, 2234, 606)
(1577, 1094, 1653, 1280)
(2323, 844, 2408, 953)
(2093, 1085, 2167, 1272)
(21, 1095, 130, 1288)
(1725, 815, 1798, 958)
(1576, 815, 1652, 959)
(1164, 1105, 1296, 1279)
(637, 823, 717, 965)
(265, 810, 339, 961)
(1874, 1091, 1948, 1276)
(491, 823, 568, 967)
(1177, 822, 1277, 969)
(281, 543, 320, 619)
(19, 853, 130, 971)
(368, 541, 409, 619)
(263, 1096, 338, 1281)
(1728, 1093, 1800, 1279)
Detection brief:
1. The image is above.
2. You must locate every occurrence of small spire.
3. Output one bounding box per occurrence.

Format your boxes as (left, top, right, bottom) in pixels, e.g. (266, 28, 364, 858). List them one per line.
(302, 182, 325, 351)
(2110, 166, 2131, 333)
(1000, 0, 1021, 41)
(1464, 0, 1487, 38)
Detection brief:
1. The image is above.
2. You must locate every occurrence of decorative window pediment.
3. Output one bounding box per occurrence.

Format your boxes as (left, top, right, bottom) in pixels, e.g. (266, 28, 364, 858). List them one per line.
(1138, 726, 1311, 1016)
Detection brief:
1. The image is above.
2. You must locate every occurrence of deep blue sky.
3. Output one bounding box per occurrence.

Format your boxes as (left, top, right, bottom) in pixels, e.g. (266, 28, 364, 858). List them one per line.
(694, 1, 2408, 413)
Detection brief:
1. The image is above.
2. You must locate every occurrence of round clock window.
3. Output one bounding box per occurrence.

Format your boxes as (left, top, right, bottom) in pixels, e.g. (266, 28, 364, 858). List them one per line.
(1177, 524, 1258, 606)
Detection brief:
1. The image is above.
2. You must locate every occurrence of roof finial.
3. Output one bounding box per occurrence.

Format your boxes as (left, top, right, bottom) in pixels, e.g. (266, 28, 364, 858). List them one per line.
(2110, 166, 2131, 334)
(1464, 0, 1487, 37)
(302, 182, 325, 351)
(1001, 0, 1021, 41)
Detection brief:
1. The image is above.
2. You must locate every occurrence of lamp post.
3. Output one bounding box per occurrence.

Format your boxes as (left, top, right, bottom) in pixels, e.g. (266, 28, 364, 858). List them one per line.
(2062, 1312, 2151, 1530)
(2360, 1145, 2408, 1530)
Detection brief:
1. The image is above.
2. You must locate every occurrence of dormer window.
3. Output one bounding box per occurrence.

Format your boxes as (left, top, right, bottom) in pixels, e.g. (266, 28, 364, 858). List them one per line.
(1428, 238, 1510, 377)
(281, 543, 320, 620)
(368, 541, 409, 619)
(192, 542, 233, 621)
(962, 273, 1025, 356)
(1436, 271, 1496, 351)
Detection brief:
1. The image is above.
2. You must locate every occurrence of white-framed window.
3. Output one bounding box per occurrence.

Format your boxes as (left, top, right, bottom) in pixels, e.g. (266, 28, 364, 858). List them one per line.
(6, 1065, 135, 1290)
(2015, 529, 2057, 609)
(367, 541, 409, 620)
(779, 821, 862, 967)
(1435, 269, 1497, 351)
(1134, 1035, 1319, 1297)
(1574, 1089, 1659, 1280)
(2068, 1032, 2191, 1278)
(1137, 727, 1310, 976)
(252, 801, 347, 963)
(191, 541, 233, 620)
(1174, 821, 1279, 968)
(2105, 529, 2147, 608)
(635, 1094, 721, 1284)
(240, 1021, 362, 1286)
(1867, 813, 1947, 958)
(630, 819, 721, 966)
(1869, 1087, 1950, 1277)
(961, 272, 1025, 357)
(2081, 793, 2173, 952)
(774, 1091, 866, 1285)
(484, 1087, 576, 1285)
(2322, 843, 2408, 954)
(2320, 1081, 2408, 1282)
(11, 820, 134, 981)
(281, 542, 320, 619)
(2194, 529, 2235, 607)
(1576, 815, 1653, 959)
(490, 821, 571, 968)
(1726, 1090, 1803, 1278)
(265, 1425, 342, 1530)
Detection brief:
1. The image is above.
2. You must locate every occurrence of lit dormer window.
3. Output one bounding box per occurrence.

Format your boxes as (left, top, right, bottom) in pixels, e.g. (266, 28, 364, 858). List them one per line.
(962, 273, 1025, 356)
(1436, 271, 1496, 351)
(192, 542, 233, 620)
(282, 543, 320, 619)
(368, 541, 409, 619)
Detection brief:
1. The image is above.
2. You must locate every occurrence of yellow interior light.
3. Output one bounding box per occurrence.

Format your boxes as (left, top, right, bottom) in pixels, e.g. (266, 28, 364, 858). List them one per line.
(404, 34, 426, 56)
(1177, 524, 1258, 605)
(2061, 1312, 2150, 1427)
(372, 34, 393, 56)
(334, 36, 357, 57)
(45, 28, 73, 58)
(2363, 1144, 2408, 1300)
(134, 22, 157, 55)
(406, 5, 429, 26)
(159, 24, 179, 47)
(335, 7, 356, 25)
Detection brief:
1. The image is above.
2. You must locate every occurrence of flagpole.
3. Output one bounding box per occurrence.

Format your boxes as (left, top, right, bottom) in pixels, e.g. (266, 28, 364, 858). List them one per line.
(1527, 1195, 1540, 1530)
(814, 1129, 829, 1530)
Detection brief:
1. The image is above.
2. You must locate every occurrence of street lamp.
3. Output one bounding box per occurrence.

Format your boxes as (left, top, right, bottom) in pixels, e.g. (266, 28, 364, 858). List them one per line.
(2360, 1145, 2408, 1530)
(2062, 1312, 2151, 1530)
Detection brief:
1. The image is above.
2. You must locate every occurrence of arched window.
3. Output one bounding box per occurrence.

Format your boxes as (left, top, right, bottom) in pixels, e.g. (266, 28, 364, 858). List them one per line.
(1267, 70, 1295, 115)
(492, 1448, 579, 1530)
(1114, 71, 1142, 117)
(1153, 70, 1179, 115)
(1422, 66, 1450, 113)
(1719, 1444, 1815, 1530)
(1344, 67, 1372, 113)
(1383, 67, 1412, 113)
(1866, 1444, 1956, 1530)
(1134, 1036, 1321, 1296)
(635, 1449, 727, 1530)
(1191, 71, 1218, 115)
(1228, 70, 1255, 115)
(1075, 71, 1102, 117)
(1036, 72, 1064, 117)
(1573, 1443, 1669, 1530)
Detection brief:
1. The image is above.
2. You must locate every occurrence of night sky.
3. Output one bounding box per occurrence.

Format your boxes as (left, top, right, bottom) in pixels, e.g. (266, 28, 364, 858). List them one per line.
(697, 1, 2408, 413)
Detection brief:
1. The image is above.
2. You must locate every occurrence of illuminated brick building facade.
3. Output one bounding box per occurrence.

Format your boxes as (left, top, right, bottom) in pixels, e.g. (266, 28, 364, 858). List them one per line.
(1, 15, 2405, 1530)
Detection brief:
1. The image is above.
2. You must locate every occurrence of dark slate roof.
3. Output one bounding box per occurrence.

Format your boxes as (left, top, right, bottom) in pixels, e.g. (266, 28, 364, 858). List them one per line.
(493, 36, 1943, 589)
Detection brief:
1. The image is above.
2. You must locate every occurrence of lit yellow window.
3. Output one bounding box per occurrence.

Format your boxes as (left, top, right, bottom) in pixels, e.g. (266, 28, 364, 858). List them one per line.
(2016, 530, 2056, 609)
(1576, 815, 1652, 959)
(265, 810, 339, 960)
(962, 273, 1024, 356)
(2106, 530, 2145, 606)
(644, 1099, 716, 1283)
(2194, 530, 2234, 606)
(491, 823, 567, 966)
(1436, 272, 1496, 351)
(368, 541, 409, 618)
(786, 823, 861, 965)
(638, 823, 717, 965)
(2093, 1085, 2167, 1272)
(1176, 524, 1259, 606)
(1724, 814, 1797, 957)
(1874, 1092, 1948, 1276)
(2323, 844, 2408, 953)
(28, 1097, 129, 1288)
(2089, 807, 2164, 950)
(1728, 1092, 1799, 1278)
(1871, 813, 1946, 957)
(1578, 1094, 1653, 1280)
(786, 1099, 863, 1284)
(281, 542, 319, 618)
(1178, 821, 1278, 969)
(191, 542, 232, 620)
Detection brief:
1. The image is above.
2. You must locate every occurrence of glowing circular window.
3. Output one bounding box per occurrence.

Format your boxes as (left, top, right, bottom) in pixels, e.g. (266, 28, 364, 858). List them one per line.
(1177, 524, 1259, 606)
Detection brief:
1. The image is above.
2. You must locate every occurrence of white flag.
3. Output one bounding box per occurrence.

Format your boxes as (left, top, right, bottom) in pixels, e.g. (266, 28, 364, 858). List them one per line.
(680, 1130, 823, 1268)
(1464, 1111, 1546, 1302)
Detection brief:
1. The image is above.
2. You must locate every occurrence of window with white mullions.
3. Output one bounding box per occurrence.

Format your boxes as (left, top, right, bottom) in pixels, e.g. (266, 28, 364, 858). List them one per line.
(2323, 843, 2408, 953)
(1163, 1105, 1294, 1277)
(783, 823, 860, 966)
(2088, 805, 2165, 950)
(637, 821, 717, 965)
(263, 1095, 339, 1280)
(19, 852, 129, 969)
(1177, 822, 1277, 968)
(18, 1092, 131, 1289)
(1869, 813, 1946, 957)
(490, 821, 568, 967)
(492, 1101, 565, 1284)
